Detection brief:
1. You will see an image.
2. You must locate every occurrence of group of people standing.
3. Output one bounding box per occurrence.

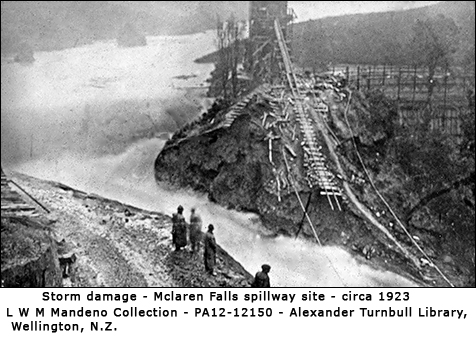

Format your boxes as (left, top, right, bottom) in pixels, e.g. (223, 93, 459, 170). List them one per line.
(171, 205, 271, 285)
(172, 205, 217, 276)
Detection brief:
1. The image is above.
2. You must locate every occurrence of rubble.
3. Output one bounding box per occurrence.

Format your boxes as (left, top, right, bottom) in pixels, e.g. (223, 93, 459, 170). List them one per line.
(2, 172, 252, 287)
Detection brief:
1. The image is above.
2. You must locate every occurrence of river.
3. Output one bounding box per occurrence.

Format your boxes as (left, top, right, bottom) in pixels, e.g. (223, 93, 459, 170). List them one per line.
(1, 31, 416, 287)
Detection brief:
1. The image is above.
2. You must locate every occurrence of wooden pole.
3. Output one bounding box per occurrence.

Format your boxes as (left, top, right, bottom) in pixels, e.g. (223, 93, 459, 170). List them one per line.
(412, 65, 417, 106)
(443, 65, 448, 113)
(295, 192, 313, 238)
(357, 66, 360, 90)
(397, 67, 402, 101)
(367, 66, 372, 90)
(282, 148, 322, 246)
(9, 180, 50, 213)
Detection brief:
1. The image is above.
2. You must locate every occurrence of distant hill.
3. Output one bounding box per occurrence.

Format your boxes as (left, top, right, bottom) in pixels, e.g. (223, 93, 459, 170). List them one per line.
(116, 23, 147, 48)
(292, 1, 475, 68)
(1, 1, 248, 55)
(110, 1, 248, 35)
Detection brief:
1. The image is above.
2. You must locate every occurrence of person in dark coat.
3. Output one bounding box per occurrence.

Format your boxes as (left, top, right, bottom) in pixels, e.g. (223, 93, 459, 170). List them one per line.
(204, 224, 217, 276)
(172, 205, 187, 251)
(251, 264, 271, 287)
(189, 208, 202, 255)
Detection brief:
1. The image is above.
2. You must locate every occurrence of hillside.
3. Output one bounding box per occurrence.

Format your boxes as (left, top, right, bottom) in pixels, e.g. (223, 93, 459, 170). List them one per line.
(1, 1, 248, 55)
(2, 171, 252, 287)
(292, 1, 475, 68)
(154, 79, 475, 287)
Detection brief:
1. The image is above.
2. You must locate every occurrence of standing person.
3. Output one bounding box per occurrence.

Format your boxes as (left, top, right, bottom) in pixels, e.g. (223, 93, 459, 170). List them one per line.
(172, 205, 187, 251)
(189, 208, 202, 255)
(251, 264, 271, 287)
(204, 224, 217, 276)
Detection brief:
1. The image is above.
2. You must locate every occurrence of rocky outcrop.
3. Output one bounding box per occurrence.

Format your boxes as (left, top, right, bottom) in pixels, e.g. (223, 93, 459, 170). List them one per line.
(1, 168, 62, 287)
(155, 87, 416, 282)
(1, 216, 62, 287)
(154, 82, 474, 287)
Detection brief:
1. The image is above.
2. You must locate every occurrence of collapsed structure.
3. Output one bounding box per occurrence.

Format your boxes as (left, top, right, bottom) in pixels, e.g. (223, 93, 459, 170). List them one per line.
(155, 1, 471, 287)
(156, 1, 376, 245)
(156, 1, 380, 255)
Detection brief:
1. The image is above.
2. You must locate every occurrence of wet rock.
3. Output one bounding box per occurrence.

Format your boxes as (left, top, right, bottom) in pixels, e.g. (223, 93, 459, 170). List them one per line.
(1, 217, 62, 287)
(442, 255, 454, 264)
(362, 244, 376, 260)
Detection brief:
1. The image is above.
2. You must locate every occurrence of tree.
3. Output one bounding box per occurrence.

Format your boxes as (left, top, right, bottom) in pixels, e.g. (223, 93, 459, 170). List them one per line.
(216, 18, 227, 98)
(461, 10, 475, 74)
(228, 15, 242, 98)
(215, 15, 244, 100)
(409, 15, 459, 103)
(300, 21, 332, 73)
(381, 39, 405, 66)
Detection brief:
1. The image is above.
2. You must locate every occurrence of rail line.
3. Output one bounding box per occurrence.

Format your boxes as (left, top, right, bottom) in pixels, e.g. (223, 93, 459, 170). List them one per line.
(274, 19, 342, 210)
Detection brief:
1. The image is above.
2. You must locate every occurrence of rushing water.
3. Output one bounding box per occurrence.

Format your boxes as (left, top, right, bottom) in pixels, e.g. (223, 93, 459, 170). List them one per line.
(1, 32, 416, 287)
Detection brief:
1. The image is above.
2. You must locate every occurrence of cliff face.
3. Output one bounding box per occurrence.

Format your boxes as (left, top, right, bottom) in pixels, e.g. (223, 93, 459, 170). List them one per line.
(155, 101, 358, 241)
(156, 112, 268, 210)
(154, 82, 475, 287)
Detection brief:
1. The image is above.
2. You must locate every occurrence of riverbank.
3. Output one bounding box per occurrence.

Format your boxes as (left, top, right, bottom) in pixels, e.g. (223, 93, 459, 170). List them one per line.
(1, 171, 252, 287)
(154, 84, 474, 287)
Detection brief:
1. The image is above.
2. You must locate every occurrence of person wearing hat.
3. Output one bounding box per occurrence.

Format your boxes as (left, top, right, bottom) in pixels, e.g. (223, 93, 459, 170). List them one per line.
(251, 264, 271, 287)
(172, 205, 187, 251)
(189, 207, 202, 255)
(204, 224, 217, 276)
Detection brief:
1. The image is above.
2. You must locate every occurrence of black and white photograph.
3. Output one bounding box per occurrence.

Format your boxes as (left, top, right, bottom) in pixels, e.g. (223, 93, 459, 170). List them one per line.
(1, 1, 474, 288)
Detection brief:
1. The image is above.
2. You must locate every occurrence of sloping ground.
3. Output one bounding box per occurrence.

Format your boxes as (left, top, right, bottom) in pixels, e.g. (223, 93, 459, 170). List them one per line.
(292, 1, 474, 67)
(1, 216, 62, 287)
(154, 81, 474, 287)
(332, 91, 475, 288)
(2, 172, 251, 287)
(1, 168, 62, 287)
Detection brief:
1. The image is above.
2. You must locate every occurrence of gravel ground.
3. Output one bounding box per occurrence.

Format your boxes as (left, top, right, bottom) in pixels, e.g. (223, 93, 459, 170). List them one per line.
(11, 172, 251, 287)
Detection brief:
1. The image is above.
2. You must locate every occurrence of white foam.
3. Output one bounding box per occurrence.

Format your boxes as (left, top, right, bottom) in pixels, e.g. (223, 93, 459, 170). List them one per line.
(2, 32, 417, 287)
(13, 138, 416, 287)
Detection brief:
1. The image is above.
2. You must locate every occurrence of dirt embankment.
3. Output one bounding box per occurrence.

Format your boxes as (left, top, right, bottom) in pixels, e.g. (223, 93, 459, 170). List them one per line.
(154, 86, 474, 287)
(1, 172, 252, 287)
(1, 216, 62, 287)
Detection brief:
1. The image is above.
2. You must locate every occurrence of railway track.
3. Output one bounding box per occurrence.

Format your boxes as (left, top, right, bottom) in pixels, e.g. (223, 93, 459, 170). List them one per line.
(274, 20, 342, 210)
(1, 167, 42, 218)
